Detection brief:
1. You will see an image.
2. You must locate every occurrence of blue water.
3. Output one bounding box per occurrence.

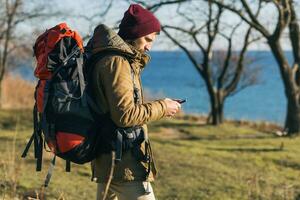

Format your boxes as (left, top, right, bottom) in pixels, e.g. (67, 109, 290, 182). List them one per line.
(15, 51, 288, 125)
(142, 51, 286, 125)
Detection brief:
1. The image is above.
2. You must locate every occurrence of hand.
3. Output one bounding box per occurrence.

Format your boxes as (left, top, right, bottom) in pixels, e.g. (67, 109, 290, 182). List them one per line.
(163, 98, 181, 117)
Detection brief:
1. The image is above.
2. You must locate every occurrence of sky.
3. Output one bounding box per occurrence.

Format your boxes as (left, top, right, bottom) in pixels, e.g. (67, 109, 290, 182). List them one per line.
(22, 0, 296, 51)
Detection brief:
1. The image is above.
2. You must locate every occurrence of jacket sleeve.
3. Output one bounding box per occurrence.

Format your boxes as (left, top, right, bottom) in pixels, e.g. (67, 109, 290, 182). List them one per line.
(96, 55, 167, 127)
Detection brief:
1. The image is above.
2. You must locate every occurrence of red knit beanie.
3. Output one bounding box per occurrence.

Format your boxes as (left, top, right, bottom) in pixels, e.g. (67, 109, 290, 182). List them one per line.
(118, 4, 161, 40)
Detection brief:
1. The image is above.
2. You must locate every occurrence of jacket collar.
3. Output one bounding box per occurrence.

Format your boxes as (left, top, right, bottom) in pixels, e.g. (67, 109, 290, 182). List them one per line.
(127, 43, 150, 71)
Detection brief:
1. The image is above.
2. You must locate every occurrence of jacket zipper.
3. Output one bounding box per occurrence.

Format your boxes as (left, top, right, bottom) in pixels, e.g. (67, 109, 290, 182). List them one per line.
(137, 69, 144, 104)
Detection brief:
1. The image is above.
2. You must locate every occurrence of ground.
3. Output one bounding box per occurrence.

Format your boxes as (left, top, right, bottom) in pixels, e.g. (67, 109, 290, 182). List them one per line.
(0, 109, 299, 200)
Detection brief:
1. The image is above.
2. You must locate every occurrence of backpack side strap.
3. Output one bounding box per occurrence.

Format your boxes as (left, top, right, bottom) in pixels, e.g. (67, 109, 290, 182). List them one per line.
(21, 103, 43, 171)
(66, 160, 71, 172)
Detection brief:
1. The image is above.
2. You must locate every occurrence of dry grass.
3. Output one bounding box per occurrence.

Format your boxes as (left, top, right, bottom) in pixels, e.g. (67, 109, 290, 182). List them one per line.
(1, 114, 23, 199)
(1, 74, 35, 109)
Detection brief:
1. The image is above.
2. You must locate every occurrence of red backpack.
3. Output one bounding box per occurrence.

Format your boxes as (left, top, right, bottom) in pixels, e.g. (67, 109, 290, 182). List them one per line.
(33, 23, 83, 112)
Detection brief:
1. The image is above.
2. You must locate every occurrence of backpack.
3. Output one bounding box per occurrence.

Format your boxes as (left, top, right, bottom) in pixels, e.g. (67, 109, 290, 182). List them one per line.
(21, 23, 146, 187)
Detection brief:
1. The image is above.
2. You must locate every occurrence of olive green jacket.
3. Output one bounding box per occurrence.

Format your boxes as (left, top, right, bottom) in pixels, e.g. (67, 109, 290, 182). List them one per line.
(88, 24, 167, 183)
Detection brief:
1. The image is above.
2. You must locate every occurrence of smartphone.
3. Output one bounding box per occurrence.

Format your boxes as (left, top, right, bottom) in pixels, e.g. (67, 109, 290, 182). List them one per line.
(173, 99, 187, 104)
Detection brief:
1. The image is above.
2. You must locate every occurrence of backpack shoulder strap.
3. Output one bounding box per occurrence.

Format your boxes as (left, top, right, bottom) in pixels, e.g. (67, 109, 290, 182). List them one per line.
(88, 51, 137, 91)
(86, 50, 140, 117)
(87, 50, 133, 70)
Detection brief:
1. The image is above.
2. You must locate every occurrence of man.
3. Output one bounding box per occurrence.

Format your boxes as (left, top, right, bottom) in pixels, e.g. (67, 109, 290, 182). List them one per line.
(88, 4, 181, 200)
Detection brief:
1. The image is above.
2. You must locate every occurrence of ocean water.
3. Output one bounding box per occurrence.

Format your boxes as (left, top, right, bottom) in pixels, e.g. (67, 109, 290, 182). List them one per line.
(143, 51, 287, 125)
(15, 51, 288, 125)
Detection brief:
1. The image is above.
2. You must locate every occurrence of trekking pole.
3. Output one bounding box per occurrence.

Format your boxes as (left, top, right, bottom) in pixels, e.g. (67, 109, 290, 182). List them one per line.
(38, 155, 56, 200)
(39, 186, 45, 200)
(44, 155, 56, 187)
(102, 151, 116, 200)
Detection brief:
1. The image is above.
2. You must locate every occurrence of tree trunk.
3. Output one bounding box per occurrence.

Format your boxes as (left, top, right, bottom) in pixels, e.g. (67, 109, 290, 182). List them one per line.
(209, 90, 224, 125)
(285, 97, 300, 134)
(0, 66, 4, 108)
(0, 61, 5, 108)
(269, 40, 300, 134)
(218, 100, 224, 123)
(217, 90, 224, 123)
(0, 82, 2, 108)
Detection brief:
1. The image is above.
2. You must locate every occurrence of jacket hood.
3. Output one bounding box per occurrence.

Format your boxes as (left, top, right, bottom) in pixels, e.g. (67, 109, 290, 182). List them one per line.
(86, 24, 150, 68)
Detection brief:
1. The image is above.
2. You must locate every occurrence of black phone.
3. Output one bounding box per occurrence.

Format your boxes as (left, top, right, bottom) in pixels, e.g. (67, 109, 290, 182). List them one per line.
(174, 99, 187, 104)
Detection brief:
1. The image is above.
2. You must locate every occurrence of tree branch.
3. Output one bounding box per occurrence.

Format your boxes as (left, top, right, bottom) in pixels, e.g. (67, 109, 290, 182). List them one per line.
(176, 3, 196, 30)
(288, 0, 300, 64)
(225, 27, 252, 96)
(208, 0, 270, 38)
(128, 0, 189, 12)
(163, 25, 192, 35)
(162, 27, 204, 74)
(147, 0, 189, 12)
(240, 0, 265, 31)
(1, 0, 21, 81)
(192, 33, 206, 55)
(217, 21, 242, 89)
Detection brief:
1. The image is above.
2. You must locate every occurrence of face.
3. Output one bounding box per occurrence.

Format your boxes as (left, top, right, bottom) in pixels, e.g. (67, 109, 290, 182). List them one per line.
(131, 32, 157, 53)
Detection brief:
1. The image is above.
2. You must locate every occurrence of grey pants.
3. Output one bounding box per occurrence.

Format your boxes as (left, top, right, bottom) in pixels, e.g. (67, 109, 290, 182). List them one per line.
(96, 181, 156, 200)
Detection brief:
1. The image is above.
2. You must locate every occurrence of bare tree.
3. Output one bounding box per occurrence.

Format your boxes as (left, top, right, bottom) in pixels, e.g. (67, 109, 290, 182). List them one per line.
(127, 0, 261, 125)
(75, 0, 114, 41)
(0, 0, 58, 107)
(207, 0, 300, 134)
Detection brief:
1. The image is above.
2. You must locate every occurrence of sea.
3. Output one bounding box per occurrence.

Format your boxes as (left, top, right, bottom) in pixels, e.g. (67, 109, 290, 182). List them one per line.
(15, 51, 289, 125)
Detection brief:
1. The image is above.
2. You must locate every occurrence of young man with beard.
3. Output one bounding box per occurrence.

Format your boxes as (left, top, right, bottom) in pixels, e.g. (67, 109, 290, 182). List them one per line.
(87, 4, 181, 200)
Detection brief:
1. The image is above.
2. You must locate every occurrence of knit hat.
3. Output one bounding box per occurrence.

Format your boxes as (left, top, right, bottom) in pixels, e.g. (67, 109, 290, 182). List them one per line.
(118, 4, 161, 40)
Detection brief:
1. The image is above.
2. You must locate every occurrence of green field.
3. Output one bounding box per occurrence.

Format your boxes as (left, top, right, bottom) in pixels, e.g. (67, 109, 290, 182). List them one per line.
(1, 110, 300, 200)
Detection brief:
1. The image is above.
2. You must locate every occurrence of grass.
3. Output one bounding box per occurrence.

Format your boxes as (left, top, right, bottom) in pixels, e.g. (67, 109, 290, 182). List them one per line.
(1, 74, 35, 109)
(1, 109, 300, 200)
(0, 109, 96, 199)
(149, 120, 299, 200)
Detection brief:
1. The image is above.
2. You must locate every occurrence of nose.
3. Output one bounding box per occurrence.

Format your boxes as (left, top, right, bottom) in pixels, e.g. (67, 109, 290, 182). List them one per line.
(145, 44, 151, 52)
